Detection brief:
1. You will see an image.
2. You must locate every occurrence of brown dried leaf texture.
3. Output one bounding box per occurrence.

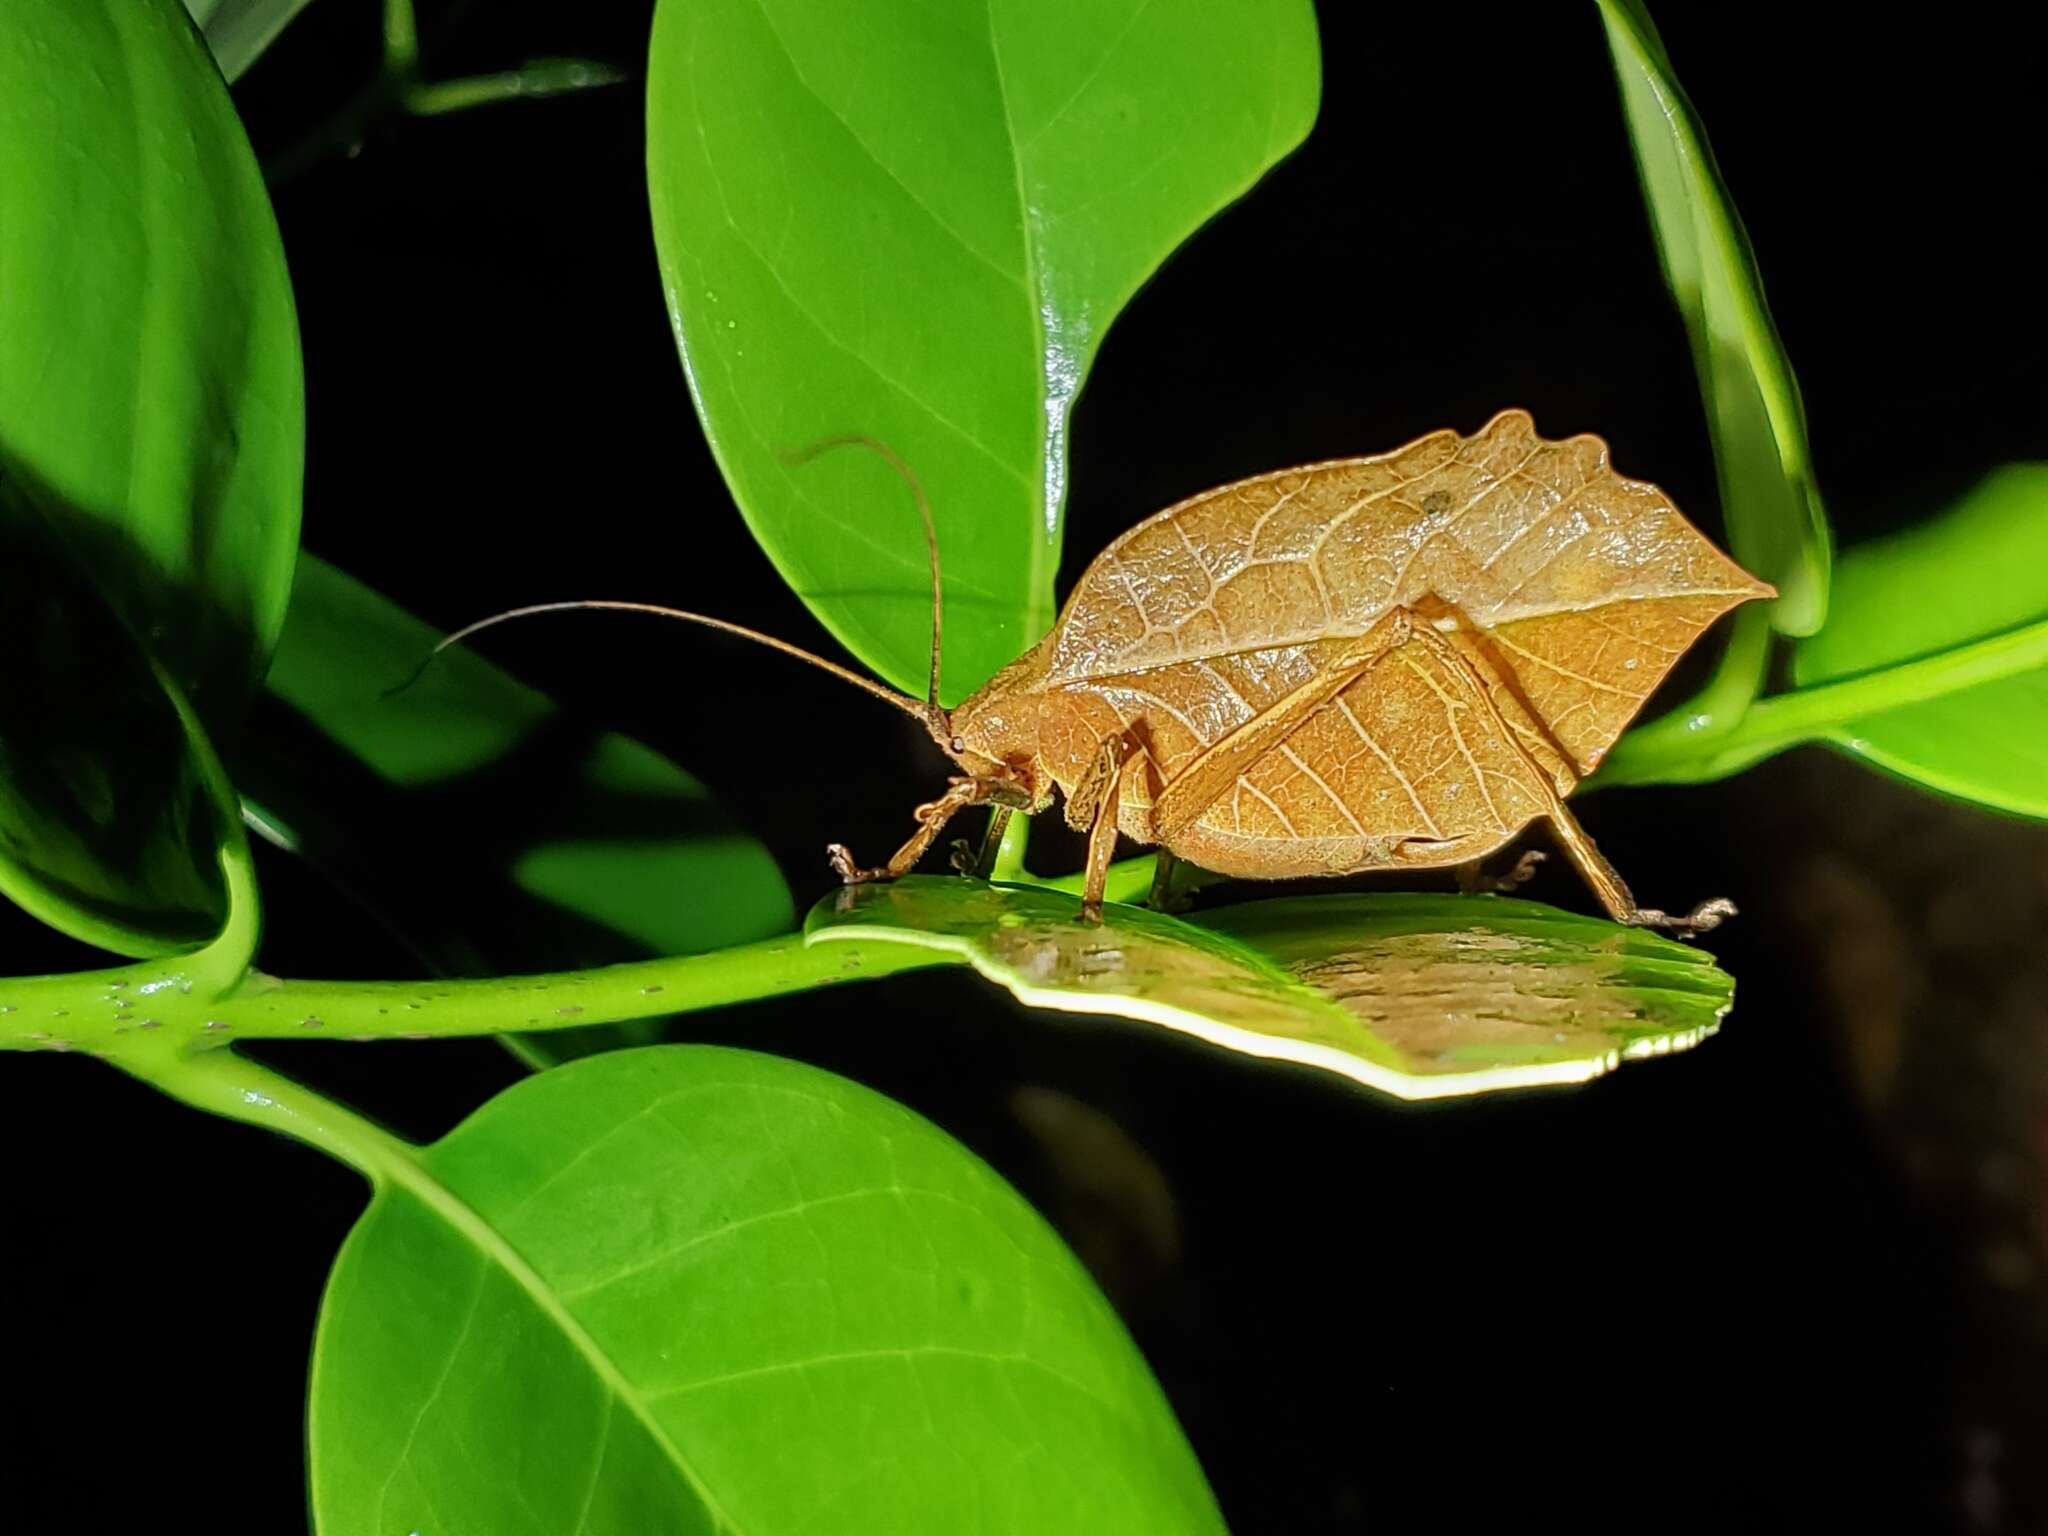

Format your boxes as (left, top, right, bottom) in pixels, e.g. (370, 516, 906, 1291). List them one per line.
(960, 410, 1771, 879)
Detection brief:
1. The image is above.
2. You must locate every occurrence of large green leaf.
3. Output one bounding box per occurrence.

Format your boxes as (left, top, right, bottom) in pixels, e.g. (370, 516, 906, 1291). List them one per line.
(310, 1045, 1224, 1533)
(647, 0, 1320, 702)
(0, 462, 256, 956)
(0, 0, 303, 721)
(1791, 465, 2048, 817)
(1596, 0, 1829, 636)
(809, 878, 1734, 1100)
(249, 555, 795, 1060)
(181, 0, 316, 80)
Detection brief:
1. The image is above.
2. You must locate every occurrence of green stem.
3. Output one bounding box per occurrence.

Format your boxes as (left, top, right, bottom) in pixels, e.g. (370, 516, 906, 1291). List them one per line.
(1596, 604, 1772, 770)
(1595, 611, 2048, 787)
(988, 811, 1032, 883)
(120, 1039, 414, 1183)
(1032, 855, 1157, 906)
(263, 42, 620, 183)
(1, 932, 948, 1057)
(403, 59, 626, 117)
(383, 0, 419, 75)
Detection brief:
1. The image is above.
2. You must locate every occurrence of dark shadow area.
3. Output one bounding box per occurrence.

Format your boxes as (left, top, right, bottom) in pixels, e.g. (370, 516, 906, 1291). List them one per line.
(0, 454, 232, 947)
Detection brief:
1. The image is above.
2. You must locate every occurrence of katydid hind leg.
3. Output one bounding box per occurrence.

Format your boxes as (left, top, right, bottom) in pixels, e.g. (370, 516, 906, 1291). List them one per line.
(1398, 612, 1735, 938)
(1543, 801, 1734, 937)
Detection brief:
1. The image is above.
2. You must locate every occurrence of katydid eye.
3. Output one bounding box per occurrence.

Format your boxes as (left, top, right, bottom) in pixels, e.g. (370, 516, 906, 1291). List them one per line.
(950, 736, 967, 754)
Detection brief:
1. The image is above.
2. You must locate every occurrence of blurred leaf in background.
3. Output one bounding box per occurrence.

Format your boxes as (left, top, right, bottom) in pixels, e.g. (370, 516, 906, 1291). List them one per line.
(183, 0, 317, 81)
(1793, 466, 2048, 817)
(1597, 0, 1830, 637)
(250, 557, 796, 1062)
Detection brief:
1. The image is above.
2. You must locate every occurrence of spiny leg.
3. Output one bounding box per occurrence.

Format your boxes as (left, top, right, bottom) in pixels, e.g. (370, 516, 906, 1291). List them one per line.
(1398, 615, 1735, 938)
(1079, 737, 1140, 925)
(828, 778, 986, 886)
(1542, 802, 1734, 937)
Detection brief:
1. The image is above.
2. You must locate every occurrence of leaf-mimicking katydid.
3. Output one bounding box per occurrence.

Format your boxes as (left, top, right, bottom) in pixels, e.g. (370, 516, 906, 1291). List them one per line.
(430, 411, 1773, 931)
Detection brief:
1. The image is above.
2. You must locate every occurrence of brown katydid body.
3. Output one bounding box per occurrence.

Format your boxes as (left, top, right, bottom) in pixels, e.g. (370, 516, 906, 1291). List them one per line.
(435, 412, 1772, 932)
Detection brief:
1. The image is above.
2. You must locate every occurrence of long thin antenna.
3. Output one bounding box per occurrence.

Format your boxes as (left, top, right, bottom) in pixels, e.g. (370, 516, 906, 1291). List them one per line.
(386, 599, 932, 722)
(778, 434, 945, 718)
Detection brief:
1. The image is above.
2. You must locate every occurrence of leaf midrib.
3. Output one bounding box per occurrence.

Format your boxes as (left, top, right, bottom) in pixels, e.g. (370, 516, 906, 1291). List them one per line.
(372, 1141, 746, 1535)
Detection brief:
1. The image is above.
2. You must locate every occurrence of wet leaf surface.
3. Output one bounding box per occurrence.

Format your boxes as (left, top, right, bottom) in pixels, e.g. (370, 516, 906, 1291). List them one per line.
(807, 876, 1734, 1099)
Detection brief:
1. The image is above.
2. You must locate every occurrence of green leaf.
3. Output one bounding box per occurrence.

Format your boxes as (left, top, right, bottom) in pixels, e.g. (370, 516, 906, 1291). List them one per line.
(1596, 0, 1829, 635)
(647, 0, 1320, 702)
(310, 1045, 1224, 1534)
(1790, 465, 2048, 817)
(0, 461, 257, 958)
(809, 877, 1733, 1100)
(0, 0, 304, 722)
(181, 0, 317, 80)
(248, 555, 796, 1059)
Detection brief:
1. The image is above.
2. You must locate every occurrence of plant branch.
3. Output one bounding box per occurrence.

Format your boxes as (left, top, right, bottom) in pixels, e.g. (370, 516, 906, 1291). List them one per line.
(1594, 611, 2048, 787)
(988, 811, 1032, 883)
(262, 6, 624, 187)
(383, 0, 419, 75)
(120, 1037, 416, 1182)
(1, 931, 949, 1057)
(403, 58, 626, 117)
(1030, 855, 1157, 906)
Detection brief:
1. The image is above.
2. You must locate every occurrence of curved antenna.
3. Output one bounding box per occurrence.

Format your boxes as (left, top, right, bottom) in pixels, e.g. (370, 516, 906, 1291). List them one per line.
(386, 599, 932, 723)
(778, 434, 945, 720)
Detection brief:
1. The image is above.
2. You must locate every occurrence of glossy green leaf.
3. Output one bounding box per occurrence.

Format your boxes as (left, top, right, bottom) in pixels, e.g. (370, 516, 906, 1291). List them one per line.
(1790, 465, 2048, 817)
(809, 877, 1733, 1100)
(0, 0, 303, 722)
(181, 0, 316, 80)
(0, 461, 256, 956)
(248, 555, 796, 1059)
(1596, 0, 1829, 635)
(647, 0, 1320, 702)
(311, 1045, 1224, 1534)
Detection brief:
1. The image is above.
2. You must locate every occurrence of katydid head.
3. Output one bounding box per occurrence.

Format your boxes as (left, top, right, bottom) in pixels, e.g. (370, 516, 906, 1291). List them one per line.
(937, 651, 1052, 807)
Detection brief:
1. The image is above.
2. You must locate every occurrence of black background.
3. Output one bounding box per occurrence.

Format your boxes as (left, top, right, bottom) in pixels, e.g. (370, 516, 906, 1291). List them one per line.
(5, 1, 2047, 1531)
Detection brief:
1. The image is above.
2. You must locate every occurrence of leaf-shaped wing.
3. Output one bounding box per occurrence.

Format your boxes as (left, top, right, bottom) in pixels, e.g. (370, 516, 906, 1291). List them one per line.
(1045, 410, 1770, 777)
